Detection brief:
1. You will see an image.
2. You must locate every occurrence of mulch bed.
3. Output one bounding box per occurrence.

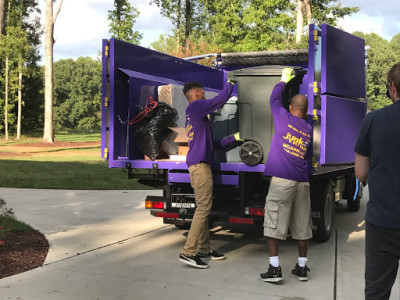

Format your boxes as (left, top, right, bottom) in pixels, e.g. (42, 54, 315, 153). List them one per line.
(0, 152, 29, 157)
(0, 141, 100, 157)
(0, 230, 50, 279)
(0, 140, 97, 278)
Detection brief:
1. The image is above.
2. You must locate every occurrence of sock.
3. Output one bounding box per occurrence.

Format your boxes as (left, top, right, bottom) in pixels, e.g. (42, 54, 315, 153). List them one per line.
(269, 256, 279, 267)
(298, 256, 308, 267)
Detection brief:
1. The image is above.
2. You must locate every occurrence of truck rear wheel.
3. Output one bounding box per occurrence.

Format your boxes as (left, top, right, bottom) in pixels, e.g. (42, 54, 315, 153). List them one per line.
(311, 180, 335, 242)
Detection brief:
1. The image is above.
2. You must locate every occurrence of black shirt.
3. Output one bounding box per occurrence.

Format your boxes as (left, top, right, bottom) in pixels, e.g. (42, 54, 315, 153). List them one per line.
(354, 101, 400, 229)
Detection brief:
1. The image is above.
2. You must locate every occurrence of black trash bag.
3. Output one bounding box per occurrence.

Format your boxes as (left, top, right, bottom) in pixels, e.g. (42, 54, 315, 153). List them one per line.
(134, 102, 178, 160)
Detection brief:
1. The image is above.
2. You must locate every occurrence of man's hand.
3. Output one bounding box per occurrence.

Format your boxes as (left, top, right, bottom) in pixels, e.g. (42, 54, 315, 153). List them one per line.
(227, 72, 238, 85)
(234, 132, 243, 141)
(281, 67, 295, 83)
(228, 79, 238, 85)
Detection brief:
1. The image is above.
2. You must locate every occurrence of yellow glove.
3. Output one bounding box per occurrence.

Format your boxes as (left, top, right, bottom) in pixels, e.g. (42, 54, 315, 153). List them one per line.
(281, 67, 295, 83)
(228, 79, 238, 85)
(227, 72, 238, 85)
(234, 132, 243, 141)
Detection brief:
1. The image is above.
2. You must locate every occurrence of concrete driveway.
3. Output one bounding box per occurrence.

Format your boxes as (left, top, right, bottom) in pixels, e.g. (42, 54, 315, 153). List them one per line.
(0, 187, 398, 300)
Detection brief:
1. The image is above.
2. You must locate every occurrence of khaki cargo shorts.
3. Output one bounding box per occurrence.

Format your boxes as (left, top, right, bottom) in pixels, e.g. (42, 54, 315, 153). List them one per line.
(263, 177, 312, 240)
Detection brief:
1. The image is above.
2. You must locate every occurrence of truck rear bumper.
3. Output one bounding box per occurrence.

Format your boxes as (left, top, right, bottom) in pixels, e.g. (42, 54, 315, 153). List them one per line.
(150, 210, 263, 225)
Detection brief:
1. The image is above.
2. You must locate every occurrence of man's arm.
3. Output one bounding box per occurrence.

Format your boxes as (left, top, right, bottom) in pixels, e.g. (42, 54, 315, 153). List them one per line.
(270, 82, 286, 114)
(195, 82, 235, 117)
(355, 153, 369, 182)
(354, 113, 372, 182)
(270, 68, 295, 114)
(213, 133, 242, 151)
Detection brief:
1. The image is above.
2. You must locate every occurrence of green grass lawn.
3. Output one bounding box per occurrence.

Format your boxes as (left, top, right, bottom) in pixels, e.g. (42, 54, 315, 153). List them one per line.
(0, 132, 158, 190)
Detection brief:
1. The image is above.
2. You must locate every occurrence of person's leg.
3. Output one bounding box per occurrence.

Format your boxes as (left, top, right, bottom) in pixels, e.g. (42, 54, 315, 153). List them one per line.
(365, 222, 400, 300)
(260, 237, 282, 282)
(263, 177, 296, 241)
(197, 216, 210, 253)
(298, 239, 308, 258)
(260, 177, 296, 282)
(182, 163, 213, 256)
(290, 181, 312, 281)
(267, 237, 279, 257)
(266, 237, 280, 268)
(289, 181, 312, 242)
(194, 163, 213, 254)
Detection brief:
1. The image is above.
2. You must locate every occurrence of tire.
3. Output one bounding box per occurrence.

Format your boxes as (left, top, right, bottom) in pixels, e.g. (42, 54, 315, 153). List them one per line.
(345, 175, 361, 212)
(311, 180, 335, 242)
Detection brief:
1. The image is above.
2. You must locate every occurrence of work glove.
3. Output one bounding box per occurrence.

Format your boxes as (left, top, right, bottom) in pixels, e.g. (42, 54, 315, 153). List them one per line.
(227, 72, 238, 85)
(234, 132, 243, 141)
(281, 67, 295, 84)
(228, 79, 238, 85)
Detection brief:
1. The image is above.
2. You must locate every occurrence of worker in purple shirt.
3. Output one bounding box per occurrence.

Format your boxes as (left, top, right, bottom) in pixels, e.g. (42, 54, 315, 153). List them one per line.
(179, 79, 241, 269)
(259, 68, 313, 282)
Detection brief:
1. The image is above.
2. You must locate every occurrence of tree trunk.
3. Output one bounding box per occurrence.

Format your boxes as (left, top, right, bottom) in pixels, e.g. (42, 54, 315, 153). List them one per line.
(0, 0, 5, 37)
(43, 0, 54, 143)
(4, 56, 8, 140)
(43, 0, 63, 143)
(304, 0, 312, 25)
(176, 0, 181, 51)
(17, 61, 22, 139)
(184, 0, 191, 51)
(296, 0, 304, 44)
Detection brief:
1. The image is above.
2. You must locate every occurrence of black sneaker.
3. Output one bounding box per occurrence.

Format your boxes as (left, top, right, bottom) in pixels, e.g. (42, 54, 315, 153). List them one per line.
(179, 253, 208, 269)
(259, 264, 283, 282)
(196, 250, 227, 260)
(291, 263, 310, 281)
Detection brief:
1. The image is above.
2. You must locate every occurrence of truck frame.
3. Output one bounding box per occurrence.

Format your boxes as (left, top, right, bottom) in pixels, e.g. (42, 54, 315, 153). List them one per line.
(101, 24, 367, 242)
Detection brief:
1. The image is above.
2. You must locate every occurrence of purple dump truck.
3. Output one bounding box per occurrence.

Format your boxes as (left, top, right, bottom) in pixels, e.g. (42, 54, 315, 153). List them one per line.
(101, 24, 366, 242)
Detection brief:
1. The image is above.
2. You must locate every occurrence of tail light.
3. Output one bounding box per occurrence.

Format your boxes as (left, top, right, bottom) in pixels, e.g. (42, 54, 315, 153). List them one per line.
(145, 201, 164, 209)
(245, 207, 265, 216)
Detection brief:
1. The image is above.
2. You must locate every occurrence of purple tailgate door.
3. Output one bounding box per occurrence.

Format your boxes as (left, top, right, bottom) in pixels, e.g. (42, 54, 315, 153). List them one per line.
(318, 24, 367, 164)
(321, 24, 366, 99)
(320, 95, 366, 164)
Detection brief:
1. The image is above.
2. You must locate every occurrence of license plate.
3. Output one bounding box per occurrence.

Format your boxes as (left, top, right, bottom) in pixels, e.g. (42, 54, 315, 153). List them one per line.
(171, 202, 195, 208)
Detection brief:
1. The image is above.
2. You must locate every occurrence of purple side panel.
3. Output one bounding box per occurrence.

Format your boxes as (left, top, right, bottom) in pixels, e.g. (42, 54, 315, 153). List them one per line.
(119, 68, 222, 94)
(101, 39, 107, 159)
(307, 24, 316, 109)
(321, 24, 366, 99)
(320, 95, 366, 164)
(107, 38, 225, 167)
(109, 40, 116, 167)
(168, 173, 239, 186)
(109, 159, 265, 173)
(111, 38, 223, 89)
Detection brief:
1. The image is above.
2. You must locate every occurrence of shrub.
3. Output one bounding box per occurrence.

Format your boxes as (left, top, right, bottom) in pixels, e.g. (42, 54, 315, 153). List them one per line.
(0, 198, 16, 244)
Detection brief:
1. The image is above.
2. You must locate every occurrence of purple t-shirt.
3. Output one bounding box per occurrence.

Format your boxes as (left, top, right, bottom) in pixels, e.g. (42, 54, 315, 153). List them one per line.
(185, 83, 235, 168)
(263, 82, 312, 182)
